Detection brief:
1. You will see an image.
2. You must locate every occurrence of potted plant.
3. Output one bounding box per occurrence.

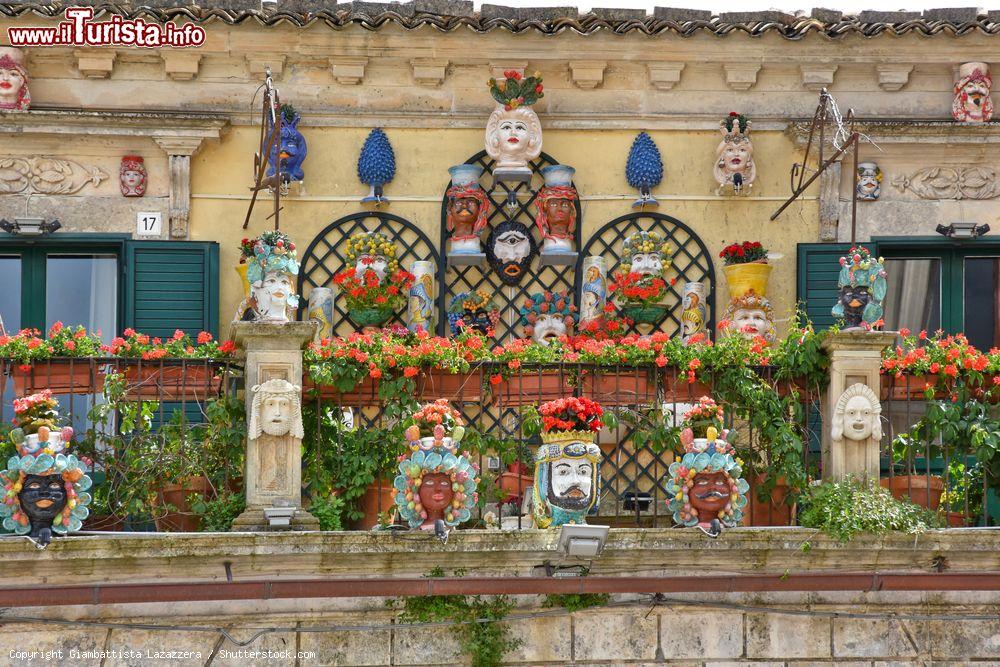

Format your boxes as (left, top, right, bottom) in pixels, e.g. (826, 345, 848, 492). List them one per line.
(573, 333, 669, 406)
(111, 329, 237, 401)
(334, 232, 414, 328)
(719, 240, 771, 298)
(938, 460, 984, 527)
(609, 271, 671, 324)
(3, 323, 106, 395)
(489, 337, 567, 406)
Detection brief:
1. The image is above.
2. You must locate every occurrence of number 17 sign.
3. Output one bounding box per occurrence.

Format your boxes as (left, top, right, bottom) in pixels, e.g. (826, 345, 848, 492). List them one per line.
(136, 211, 162, 237)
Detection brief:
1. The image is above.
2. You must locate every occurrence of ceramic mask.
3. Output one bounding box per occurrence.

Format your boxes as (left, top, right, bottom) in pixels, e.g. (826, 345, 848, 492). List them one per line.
(0, 48, 29, 110)
(832, 383, 882, 443)
(688, 470, 731, 518)
(249, 379, 304, 441)
(630, 252, 664, 277)
(120, 156, 147, 197)
(485, 106, 543, 172)
(714, 115, 756, 194)
(259, 394, 294, 437)
(19, 473, 67, 541)
(486, 220, 537, 285)
(548, 458, 594, 511)
(533, 437, 602, 527)
(532, 314, 567, 345)
(417, 472, 455, 524)
(838, 285, 870, 329)
(356, 253, 389, 282)
(842, 395, 875, 441)
(953, 62, 993, 123)
(731, 307, 773, 340)
(856, 163, 881, 201)
(251, 270, 295, 322)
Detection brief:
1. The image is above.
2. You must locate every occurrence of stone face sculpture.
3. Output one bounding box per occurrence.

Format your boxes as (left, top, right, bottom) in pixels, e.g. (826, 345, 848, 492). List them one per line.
(521, 291, 577, 345)
(485, 71, 544, 180)
(446, 164, 491, 256)
(447, 290, 499, 336)
(534, 165, 578, 256)
(832, 245, 888, 330)
(407, 261, 435, 334)
(953, 62, 993, 123)
(714, 113, 755, 196)
(485, 219, 538, 285)
(237, 231, 300, 323)
(856, 162, 882, 201)
(579, 256, 608, 325)
(681, 281, 708, 344)
(395, 400, 479, 531)
(120, 155, 147, 197)
(832, 383, 882, 444)
(723, 290, 775, 343)
(0, 390, 92, 546)
(0, 47, 30, 111)
(268, 105, 307, 183)
(248, 379, 304, 440)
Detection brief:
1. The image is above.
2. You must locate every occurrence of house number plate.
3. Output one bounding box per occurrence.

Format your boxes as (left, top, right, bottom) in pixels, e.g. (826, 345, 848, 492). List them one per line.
(136, 212, 162, 237)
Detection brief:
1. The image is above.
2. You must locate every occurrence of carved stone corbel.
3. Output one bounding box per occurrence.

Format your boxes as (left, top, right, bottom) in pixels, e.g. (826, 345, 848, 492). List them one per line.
(410, 58, 449, 86)
(568, 60, 607, 89)
(876, 64, 912, 91)
(646, 62, 685, 90)
(162, 52, 202, 81)
(724, 63, 761, 91)
(152, 136, 204, 239)
(74, 49, 116, 79)
(329, 56, 368, 85)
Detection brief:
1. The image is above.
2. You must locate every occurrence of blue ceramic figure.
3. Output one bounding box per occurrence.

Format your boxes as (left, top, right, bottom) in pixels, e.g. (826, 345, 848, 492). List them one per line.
(358, 128, 396, 203)
(268, 105, 307, 183)
(626, 132, 663, 207)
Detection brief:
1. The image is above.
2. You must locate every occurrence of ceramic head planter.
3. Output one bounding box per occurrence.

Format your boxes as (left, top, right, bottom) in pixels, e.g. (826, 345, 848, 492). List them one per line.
(832, 246, 888, 330)
(344, 231, 399, 283)
(0, 47, 30, 111)
(521, 291, 577, 345)
(248, 379, 304, 440)
(446, 164, 492, 256)
(831, 383, 882, 444)
(626, 131, 664, 208)
(714, 113, 755, 196)
(0, 391, 91, 546)
(532, 397, 604, 528)
(953, 62, 993, 123)
(238, 231, 300, 323)
(612, 230, 673, 324)
(620, 230, 671, 278)
(268, 104, 307, 183)
(335, 232, 412, 328)
(485, 219, 538, 285)
(485, 71, 544, 180)
(358, 128, 396, 203)
(395, 400, 479, 531)
(666, 397, 748, 536)
(723, 291, 775, 343)
(447, 290, 499, 337)
(534, 165, 578, 255)
(856, 162, 882, 201)
(119, 155, 147, 197)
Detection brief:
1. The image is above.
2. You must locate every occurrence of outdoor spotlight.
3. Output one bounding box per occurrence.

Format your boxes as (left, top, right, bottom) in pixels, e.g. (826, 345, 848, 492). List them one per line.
(263, 506, 296, 529)
(936, 222, 990, 239)
(557, 524, 609, 558)
(0, 218, 61, 236)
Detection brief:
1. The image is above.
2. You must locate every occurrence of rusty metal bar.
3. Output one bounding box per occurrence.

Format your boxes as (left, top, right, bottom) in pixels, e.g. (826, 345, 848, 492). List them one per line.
(1, 573, 998, 608)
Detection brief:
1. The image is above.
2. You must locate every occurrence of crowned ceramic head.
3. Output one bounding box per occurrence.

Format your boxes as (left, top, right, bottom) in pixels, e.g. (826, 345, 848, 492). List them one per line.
(856, 162, 882, 201)
(0, 47, 29, 111)
(723, 290, 775, 343)
(620, 230, 672, 278)
(535, 165, 578, 254)
(120, 155, 147, 197)
(485, 71, 544, 176)
(953, 62, 993, 123)
(521, 291, 577, 345)
(241, 231, 300, 323)
(714, 113, 756, 195)
(446, 164, 491, 255)
(832, 246, 888, 330)
(447, 290, 499, 336)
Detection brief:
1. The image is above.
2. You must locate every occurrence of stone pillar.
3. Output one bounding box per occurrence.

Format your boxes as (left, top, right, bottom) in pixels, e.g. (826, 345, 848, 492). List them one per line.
(821, 331, 896, 482)
(230, 321, 320, 531)
(152, 136, 203, 239)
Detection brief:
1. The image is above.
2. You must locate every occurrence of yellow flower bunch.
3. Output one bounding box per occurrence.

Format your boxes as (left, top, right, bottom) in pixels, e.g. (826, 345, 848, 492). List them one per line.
(344, 232, 400, 275)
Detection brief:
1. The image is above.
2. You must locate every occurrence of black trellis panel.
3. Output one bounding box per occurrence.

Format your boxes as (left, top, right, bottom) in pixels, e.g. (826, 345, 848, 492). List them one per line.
(296, 211, 440, 335)
(577, 212, 716, 337)
(438, 151, 583, 341)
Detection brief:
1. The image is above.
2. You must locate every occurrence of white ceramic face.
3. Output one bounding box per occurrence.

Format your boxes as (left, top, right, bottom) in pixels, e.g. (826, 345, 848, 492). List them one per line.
(857, 168, 880, 198)
(723, 141, 751, 174)
(0, 66, 24, 106)
(532, 313, 567, 345)
(731, 308, 772, 339)
(551, 458, 593, 503)
(356, 254, 388, 281)
(252, 270, 293, 321)
(493, 229, 530, 262)
(843, 395, 875, 441)
(630, 252, 663, 277)
(960, 80, 991, 119)
(260, 395, 293, 436)
(497, 119, 530, 158)
(122, 169, 144, 191)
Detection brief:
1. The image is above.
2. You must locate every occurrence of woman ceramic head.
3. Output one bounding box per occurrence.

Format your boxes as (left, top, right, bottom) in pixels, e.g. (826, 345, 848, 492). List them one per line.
(0, 47, 30, 111)
(485, 105, 543, 171)
(714, 113, 756, 195)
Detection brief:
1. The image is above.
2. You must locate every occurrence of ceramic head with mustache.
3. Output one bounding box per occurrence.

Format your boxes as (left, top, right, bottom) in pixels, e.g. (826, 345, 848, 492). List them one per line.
(666, 424, 748, 529)
(486, 219, 538, 285)
(953, 62, 993, 123)
(532, 438, 602, 528)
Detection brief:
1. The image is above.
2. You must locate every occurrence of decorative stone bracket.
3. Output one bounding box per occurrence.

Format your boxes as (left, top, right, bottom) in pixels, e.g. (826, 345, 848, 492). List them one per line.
(329, 56, 368, 85)
(876, 64, 913, 91)
(724, 63, 761, 91)
(74, 49, 116, 79)
(247, 54, 286, 79)
(162, 52, 202, 81)
(568, 60, 607, 89)
(152, 137, 203, 239)
(800, 64, 838, 91)
(490, 62, 528, 80)
(646, 62, 685, 90)
(410, 58, 449, 86)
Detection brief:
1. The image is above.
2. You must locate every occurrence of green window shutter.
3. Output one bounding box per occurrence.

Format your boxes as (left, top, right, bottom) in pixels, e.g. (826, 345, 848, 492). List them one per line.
(796, 243, 877, 329)
(124, 241, 220, 338)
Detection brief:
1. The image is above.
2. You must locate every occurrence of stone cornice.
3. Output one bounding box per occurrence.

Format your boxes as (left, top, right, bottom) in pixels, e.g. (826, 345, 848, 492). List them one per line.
(0, 109, 231, 142)
(786, 118, 1000, 147)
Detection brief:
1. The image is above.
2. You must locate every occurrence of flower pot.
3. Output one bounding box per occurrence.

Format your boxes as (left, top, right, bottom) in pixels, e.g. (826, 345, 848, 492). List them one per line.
(662, 371, 713, 402)
(581, 370, 657, 406)
(723, 262, 772, 299)
(621, 303, 669, 325)
(124, 363, 217, 401)
(303, 376, 381, 406)
(236, 263, 250, 297)
(881, 475, 945, 510)
(347, 306, 394, 328)
(881, 373, 948, 401)
(417, 368, 483, 403)
(355, 480, 396, 529)
(775, 376, 817, 401)
(494, 371, 566, 407)
(154, 475, 213, 532)
(11, 360, 105, 396)
(496, 472, 534, 504)
(943, 510, 973, 527)
(740, 474, 792, 526)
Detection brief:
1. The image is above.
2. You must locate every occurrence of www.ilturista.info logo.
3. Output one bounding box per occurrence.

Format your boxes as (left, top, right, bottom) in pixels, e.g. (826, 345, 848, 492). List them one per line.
(8, 7, 206, 48)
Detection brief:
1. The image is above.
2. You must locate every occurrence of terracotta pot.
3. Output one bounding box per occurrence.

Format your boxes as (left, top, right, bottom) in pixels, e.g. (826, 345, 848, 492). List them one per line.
(417, 368, 483, 403)
(775, 376, 816, 400)
(356, 480, 396, 529)
(124, 363, 217, 401)
(303, 376, 381, 406)
(662, 371, 713, 402)
(496, 472, 534, 503)
(154, 475, 213, 532)
(740, 474, 792, 526)
(723, 261, 772, 299)
(880, 373, 948, 401)
(582, 370, 656, 406)
(494, 371, 566, 407)
(943, 510, 973, 527)
(880, 475, 945, 510)
(11, 360, 105, 396)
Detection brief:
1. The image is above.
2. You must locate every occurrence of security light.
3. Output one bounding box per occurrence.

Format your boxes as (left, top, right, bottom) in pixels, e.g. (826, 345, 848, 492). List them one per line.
(936, 222, 990, 239)
(557, 524, 609, 557)
(0, 218, 61, 236)
(263, 506, 296, 529)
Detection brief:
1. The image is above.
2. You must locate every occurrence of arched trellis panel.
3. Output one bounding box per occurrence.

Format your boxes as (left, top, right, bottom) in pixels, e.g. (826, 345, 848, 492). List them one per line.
(577, 212, 716, 337)
(439, 150, 583, 341)
(296, 211, 440, 336)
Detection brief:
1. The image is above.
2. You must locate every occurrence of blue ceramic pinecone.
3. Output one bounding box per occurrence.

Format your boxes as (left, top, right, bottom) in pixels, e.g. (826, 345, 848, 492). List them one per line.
(357, 128, 396, 187)
(625, 132, 663, 190)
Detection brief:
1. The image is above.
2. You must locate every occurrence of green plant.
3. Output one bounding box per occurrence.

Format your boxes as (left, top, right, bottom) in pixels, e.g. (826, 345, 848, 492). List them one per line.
(799, 477, 940, 542)
(892, 394, 1000, 477)
(192, 489, 245, 531)
(542, 593, 610, 612)
(309, 493, 347, 531)
(940, 460, 984, 522)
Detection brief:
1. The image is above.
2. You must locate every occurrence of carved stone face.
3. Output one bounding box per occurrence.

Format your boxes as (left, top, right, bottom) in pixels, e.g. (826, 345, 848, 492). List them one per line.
(543, 198, 575, 238)
(260, 394, 294, 436)
(547, 458, 594, 512)
(689, 471, 730, 517)
(630, 252, 663, 277)
(731, 307, 773, 340)
(485, 106, 542, 170)
(532, 314, 567, 345)
(842, 395, 875, 441)
(251, 270, 294, 322)
(0, 64, 26, 109)
(856, 164, 881, 201)
(19, 473, 67, 533)
(418, 472, 455, 520)
(449, 197, 480, 235)
(838, 285, 870, 328)
(356, 254, 388, 282)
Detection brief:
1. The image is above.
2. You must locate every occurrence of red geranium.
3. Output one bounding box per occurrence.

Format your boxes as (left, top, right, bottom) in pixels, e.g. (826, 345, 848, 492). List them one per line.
(538, 396, 604, 433)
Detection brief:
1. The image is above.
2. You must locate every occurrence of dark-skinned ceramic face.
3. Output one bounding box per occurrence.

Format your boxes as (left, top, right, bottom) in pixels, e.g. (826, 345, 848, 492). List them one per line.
(449, 197, 480, 235)
(462, 308, 493, 336)
(19, 473, 67, 534)
(418, 472, 455, 521)
(543, 198, 575, 237)
(689, 471, 730, 517)
(838, 285, 870, 327)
